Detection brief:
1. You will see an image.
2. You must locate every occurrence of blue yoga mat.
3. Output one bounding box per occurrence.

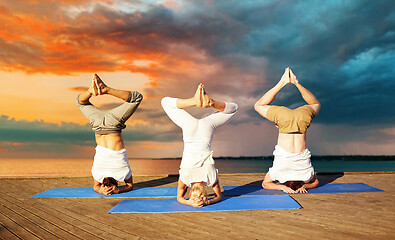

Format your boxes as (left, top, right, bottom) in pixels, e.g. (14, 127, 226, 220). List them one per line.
(108, 195, 301, 213)
(29, 183, 382, 198)
(223, 183, 383, 196)
(29, 187, 177, 199)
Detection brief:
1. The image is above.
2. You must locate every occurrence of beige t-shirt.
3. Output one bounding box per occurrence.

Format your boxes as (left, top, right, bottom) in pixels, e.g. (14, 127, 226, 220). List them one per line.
(266, 105, 316, 133)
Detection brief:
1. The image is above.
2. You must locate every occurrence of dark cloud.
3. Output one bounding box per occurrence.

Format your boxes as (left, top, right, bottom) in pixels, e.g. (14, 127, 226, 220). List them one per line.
(86, 0, 395, 127)
(0, 115, 93, 145)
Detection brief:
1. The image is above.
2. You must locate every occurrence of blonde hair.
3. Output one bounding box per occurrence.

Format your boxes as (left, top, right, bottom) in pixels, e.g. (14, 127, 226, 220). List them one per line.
(190, 182, 207, 201)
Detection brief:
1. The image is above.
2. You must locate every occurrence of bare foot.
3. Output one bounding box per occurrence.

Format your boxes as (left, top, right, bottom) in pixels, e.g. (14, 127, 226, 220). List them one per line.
(194, 83, 203, 107)
(280, 67, 291, 85)
(93, 74, 108, 95)
(202, 85, 214, 108)
(89, 75, 98, 96)
(289, 68, 299, 85)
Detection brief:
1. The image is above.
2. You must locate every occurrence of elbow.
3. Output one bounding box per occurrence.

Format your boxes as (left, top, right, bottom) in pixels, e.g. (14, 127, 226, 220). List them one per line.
(261, 180, 274, 190)
(261, 181, 268, 189)
(217, 194, 222, 201)
(125, 184, 133, 191)
(313, 179, 319, 188)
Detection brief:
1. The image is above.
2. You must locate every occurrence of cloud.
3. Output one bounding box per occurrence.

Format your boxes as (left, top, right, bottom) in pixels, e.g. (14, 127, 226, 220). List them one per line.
(0, 114, 183, 157)
(68, 86, 89, 92)
(1, 0, 395, 157)
(0, 115, 93, 144)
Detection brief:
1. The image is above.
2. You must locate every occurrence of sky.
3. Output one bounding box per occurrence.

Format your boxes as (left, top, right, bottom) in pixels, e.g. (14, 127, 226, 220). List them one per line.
(1, 0, 395, 158)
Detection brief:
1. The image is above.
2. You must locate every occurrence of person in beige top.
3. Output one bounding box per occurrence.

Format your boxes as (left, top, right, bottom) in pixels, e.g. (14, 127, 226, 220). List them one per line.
(255, 68, 320, 193)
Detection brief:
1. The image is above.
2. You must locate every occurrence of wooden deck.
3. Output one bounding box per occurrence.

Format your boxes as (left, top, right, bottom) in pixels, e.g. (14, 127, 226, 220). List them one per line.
(0, 173, 394, 240)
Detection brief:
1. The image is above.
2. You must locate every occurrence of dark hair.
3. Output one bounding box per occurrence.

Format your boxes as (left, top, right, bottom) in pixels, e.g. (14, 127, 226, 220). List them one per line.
(284, 181, 303, 190)
(102, 177, 118, 187)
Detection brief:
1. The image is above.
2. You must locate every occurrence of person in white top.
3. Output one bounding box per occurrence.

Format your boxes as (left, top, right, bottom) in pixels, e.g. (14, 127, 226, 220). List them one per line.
(161, 84, 238, 207)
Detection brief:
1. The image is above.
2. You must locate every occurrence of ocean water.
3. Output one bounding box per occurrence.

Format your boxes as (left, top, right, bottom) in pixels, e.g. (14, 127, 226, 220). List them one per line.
(0, 157, 394, 177)
(133, 156, 395, 175)
(213, 158, 395, 174)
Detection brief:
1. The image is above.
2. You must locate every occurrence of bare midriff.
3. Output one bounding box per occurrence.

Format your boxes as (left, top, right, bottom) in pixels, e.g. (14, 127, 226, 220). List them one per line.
(277, 132, 307, 153)
(95, 133, 125, 151)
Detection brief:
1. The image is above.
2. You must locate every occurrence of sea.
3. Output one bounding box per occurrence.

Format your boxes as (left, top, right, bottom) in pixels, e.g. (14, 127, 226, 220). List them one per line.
(214, 156, 395, 174)
(140, 155, 395, 175)
(0, 156, 394, 177)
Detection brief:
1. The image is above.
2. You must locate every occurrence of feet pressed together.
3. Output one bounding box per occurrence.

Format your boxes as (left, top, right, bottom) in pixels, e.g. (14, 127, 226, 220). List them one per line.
(89, 74, 108, 96)
(280, 67, 299, 86)
(194, 83, 215, 108)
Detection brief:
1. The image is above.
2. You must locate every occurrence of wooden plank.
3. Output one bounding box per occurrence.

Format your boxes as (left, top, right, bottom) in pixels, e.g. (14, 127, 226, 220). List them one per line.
(0, 204, 61, 240)
(0, 222, 20, 240)
(0, 211, 40, 240)
(0, 192, 102, 240)
(0, 196, 81, 240)
(0, 174, 394, 240)
(66, 199, 164, 239)
(3, 181, 136, 239)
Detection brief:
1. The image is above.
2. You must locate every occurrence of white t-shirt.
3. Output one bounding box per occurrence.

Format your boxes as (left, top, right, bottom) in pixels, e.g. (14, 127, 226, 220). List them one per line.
(161, 97, 238, 169)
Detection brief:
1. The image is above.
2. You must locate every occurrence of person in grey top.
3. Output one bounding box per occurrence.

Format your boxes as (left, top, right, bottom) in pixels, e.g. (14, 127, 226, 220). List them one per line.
(76, 74, 143, 195)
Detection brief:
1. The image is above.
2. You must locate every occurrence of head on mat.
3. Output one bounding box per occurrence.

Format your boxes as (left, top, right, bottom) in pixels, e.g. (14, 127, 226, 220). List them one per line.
(190, 182, 208, 202)
(102, 177, 118, 188)
(284, 181, 304, 191)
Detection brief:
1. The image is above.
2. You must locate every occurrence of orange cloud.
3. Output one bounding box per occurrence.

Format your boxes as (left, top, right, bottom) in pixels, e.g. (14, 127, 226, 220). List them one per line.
(68, 87, 89, 92)
(0, 0, 213, 81)
(0, 8, 64, 42)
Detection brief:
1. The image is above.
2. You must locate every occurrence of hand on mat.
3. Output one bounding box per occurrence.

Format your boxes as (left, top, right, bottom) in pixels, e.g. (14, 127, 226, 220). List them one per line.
(281, 185, 296, 194)
(101, 185, 116, 195)
(188, 198, 204, 208)
(110, 186, 120, 194)
(108, 185, 120, 194)
(296, 186, 308, 194)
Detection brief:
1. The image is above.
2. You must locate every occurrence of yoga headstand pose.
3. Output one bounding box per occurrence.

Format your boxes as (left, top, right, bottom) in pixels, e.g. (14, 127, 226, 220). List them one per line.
(76, 74, 143, 195)
(161, 84, 238, 207)
(255, 68, 320, 193)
